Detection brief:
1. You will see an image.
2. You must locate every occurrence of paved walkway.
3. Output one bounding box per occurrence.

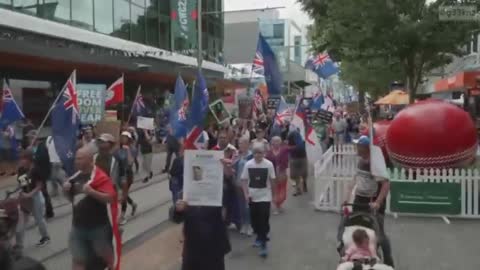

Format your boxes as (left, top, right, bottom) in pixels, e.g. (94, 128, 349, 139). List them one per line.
(122, 187, 480, 270)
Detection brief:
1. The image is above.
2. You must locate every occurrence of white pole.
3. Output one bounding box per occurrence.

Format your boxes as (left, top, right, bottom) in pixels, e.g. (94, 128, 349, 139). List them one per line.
(31, 70, 76, 146)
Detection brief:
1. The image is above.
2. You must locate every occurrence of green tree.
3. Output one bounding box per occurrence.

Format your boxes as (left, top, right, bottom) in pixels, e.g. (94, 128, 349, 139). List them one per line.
(299, 0, 479, 103)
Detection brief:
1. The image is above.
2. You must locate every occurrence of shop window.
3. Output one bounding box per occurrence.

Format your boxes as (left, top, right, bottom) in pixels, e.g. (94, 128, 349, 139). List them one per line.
(159, 16, 170, 50)
(157, 0, 169, 15)
(113, 0, 130, 40)
(94, 0, 113, 34)
(13, 0, 38, 16)
(145, 1, 159, 47)
(71, 0, 94, 31)
(273, 23, 284, 39)
(40, 0, 70, 23)
(131, 4, 146, 43)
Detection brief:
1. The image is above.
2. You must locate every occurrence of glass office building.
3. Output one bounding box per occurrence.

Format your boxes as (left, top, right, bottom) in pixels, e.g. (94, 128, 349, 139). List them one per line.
(0, 0, 224, 62)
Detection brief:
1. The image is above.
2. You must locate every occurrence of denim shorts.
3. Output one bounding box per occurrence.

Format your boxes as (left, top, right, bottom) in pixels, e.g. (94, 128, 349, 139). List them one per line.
(69, 225, 113, 264)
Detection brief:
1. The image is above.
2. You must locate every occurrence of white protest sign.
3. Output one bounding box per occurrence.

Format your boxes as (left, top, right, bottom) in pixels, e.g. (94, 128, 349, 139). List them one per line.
(183, 150, 224, 207)
(136, 116, 155, 130)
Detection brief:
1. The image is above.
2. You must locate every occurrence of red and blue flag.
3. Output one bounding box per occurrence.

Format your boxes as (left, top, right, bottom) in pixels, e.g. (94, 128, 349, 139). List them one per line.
(51, 71, 79, 176)
(0, 79, 24, 128)
(305, 52, 339, 79)
(184, 71, 209, 150)
(170, 75, 189, 139)
(255, 34, 283, 95)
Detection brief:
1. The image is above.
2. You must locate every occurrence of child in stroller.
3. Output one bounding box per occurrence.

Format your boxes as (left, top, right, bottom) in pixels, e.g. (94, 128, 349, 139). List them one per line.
(336, 203, 393, 270)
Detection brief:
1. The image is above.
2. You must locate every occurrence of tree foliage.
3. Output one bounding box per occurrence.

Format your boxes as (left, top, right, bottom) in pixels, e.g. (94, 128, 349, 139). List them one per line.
(299, 0, 480, 103)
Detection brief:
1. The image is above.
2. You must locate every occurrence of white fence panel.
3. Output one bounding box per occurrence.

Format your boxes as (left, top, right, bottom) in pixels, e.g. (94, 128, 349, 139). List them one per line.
(314, 145, 480, 219)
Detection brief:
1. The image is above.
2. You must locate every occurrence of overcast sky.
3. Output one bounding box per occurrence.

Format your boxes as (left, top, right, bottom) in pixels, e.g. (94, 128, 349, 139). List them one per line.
(224, 0, 313, 27)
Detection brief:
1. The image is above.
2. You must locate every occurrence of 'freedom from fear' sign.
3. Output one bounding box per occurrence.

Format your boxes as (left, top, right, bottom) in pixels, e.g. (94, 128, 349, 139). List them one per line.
(77, 84, 106, 124)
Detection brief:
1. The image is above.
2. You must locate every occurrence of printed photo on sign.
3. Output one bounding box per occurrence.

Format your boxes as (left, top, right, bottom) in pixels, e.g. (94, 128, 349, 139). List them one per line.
(248, 168, 269, 189)
(209, 99, 231, 124)
(76, 84, 106, 124)
(192, 166, 203, 181)
(183, 150, 224, 206)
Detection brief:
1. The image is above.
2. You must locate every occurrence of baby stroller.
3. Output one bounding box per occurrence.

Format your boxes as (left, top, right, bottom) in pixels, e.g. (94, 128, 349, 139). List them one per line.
(0, 190, 47, 270)
(336, 203, 394, 270)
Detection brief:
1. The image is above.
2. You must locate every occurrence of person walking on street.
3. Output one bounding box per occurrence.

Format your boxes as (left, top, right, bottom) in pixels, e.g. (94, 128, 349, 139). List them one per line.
(168, 141, 184, 205)
(241, 145, 276, 258)
(343, 135, 394, 267)
(138, 129, 154, 183)
(116, 132, 138, 225)
(287, 130, 308, 196)
(14, 149, 51, 255)
(26, 131, 54, 219)
(46, 136, 65, 197)
(233, 137, 253, 236)
(162, 127, 179, 173)
(63, 147, 121, 270)
(266, 136, 289, 214)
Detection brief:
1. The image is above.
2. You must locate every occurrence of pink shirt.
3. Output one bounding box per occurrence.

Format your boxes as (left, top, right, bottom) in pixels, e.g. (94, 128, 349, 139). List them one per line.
(343, 245, 374, 261)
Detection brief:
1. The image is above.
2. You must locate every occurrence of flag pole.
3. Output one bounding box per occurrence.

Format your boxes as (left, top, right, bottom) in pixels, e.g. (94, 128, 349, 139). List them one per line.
(126, 85, 141, 125)
(31, 70, 76, 146)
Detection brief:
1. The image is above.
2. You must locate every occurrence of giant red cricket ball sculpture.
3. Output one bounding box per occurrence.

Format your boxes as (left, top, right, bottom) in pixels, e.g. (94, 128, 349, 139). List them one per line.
(386, 99, 478, 169)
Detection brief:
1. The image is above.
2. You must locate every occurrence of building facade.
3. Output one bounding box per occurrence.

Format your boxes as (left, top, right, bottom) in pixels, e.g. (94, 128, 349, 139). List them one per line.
(0, 0, 228, 126)
(224, 8, 313, 96)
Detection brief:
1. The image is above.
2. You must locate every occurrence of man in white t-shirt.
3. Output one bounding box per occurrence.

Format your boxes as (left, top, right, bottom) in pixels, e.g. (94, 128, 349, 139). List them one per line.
(46, 136, 66, 196)
(241, 144, 276, 258)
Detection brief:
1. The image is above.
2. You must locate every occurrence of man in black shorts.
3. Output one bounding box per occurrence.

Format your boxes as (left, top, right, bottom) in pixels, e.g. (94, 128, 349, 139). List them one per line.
(63, 147, 121, 270)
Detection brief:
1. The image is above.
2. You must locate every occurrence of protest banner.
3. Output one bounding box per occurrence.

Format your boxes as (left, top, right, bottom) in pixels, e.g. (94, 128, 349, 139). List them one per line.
(95, 120, 121, 142)
(137, 116, 155, 130)
(77, 84, 106, 124)
(183, 150, 224, 206)
(209, 99, 231, 124)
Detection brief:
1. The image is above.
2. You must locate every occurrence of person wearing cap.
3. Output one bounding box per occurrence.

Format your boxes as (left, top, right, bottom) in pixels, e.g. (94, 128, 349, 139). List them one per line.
(241, 144, 276, 258)
(81, 126, 97, 154)
(95, 134, 126, 197)
(344, 135, 394, 267)
(116, 131, 138, 225)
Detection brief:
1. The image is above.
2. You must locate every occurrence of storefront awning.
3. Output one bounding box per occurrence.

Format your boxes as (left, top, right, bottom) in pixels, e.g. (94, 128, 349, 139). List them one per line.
(434, 71, 480, 92)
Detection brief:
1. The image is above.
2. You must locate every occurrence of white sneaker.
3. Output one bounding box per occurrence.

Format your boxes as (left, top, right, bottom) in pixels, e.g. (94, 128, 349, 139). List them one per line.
(119, 216, 127, 226)
(272, 209, 280, 215)
(240, 227, 247, 235)
(228, 223, 237, 230)
(246, 226, 253, 237)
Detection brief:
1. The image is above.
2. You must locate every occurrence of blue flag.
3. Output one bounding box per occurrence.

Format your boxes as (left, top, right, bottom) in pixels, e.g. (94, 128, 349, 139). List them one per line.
(132, 86, 146, 117)
(170, 75, 189, 139)
(51, 71, 80, 176)
(185, 71, 209, 150)
(305, 52, 339, 79)
(255, 34, 283, 95)
(0, 79, 24, 128)
(311, 90, 325, 110)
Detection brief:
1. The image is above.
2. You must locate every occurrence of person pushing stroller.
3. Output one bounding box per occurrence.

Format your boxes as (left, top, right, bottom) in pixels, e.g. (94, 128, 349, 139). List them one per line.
(343, 136, 394, 267)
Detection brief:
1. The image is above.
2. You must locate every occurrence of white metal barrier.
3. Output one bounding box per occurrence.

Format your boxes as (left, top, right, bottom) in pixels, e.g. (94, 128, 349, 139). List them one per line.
(313, 144, 480, 219)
